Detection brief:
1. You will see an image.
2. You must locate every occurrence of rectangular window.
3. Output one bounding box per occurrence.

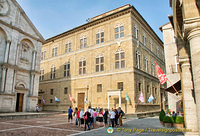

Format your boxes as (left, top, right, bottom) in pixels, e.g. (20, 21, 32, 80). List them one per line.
(115, 25, 124, 39)
(97, 84, 102, 92)
(79, 60, 86, 75)
(96, 32, 104, 44)
(115, 52, 125, 69)
(50, 99, 53, 103)
(136, 51, 140, 69)
(139, 83, 141, 91)
(40, 70, 44, 81)
(64, 62, 70, 77)
(147, 85, 150, 93)
(144, 56, 148, 72)
(50, 89, 53, 95)
(118, 82, 123, 91)
(157, 47, 159, 57)
(96, 57, 104, 72)
(80, 37, 87, 49)
(65, 42, 71, 53)
(52, 47, 57, 57)
(64, 87, 68, 94)
(150, 40, 153, 51)
(151, 62, 155, 76)
(155, 88, 157, 95)
(142, 33, 146, 46)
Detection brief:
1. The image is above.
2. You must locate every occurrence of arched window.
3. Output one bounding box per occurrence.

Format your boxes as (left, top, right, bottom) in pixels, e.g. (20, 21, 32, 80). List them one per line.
(40, 69, 44, 80)
(96, 54, 104, 72)
(79, 58, 86, 75)
(136, 50, 141, 69)
(134, 24, 139, 39)
(151, 61, 155, 76)
(41, 50, 46, 60)
(115, 49, 125, 69)
(51, 65, 56, 79)
(142, 32, 146, 46)
(144, 56, 148, 72)
(64, 61, 70, 77)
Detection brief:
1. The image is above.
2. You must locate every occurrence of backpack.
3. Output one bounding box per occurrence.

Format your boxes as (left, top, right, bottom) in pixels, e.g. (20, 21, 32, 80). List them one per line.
(83, 114, 88, 120)
(121, 110, 125, 117)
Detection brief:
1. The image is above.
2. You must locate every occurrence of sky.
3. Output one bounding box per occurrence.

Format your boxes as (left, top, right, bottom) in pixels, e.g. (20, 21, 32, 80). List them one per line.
(16, 0, 172, 41)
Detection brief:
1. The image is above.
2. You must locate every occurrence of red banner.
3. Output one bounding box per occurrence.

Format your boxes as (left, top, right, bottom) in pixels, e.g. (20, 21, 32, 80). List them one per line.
(154, 61, 167, 84)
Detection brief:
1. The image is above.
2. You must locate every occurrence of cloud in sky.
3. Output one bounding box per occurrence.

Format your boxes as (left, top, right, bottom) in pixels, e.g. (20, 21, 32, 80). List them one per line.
(16, 0, 172, 40)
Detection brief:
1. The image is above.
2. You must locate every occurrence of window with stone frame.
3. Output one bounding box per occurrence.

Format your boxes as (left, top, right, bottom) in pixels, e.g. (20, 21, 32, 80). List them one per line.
(96, 56, 104, 72)
(50, 89, 53, 95)
(136, 50, 141, 69)
(115, 49, 125, 69)
(20, 42, 30, 61)
(150, 39, 153, 51)
(65, 41, 71, 53)
(115, 25, 124, 39)
(40, 69, 44, 81)
(52, 46, 57, 57)
(96, 31, 104, 44)
(134, 24, 139, 40)
(156, 46, 159, 57)
(97, 84, 102, 92)
(147, 85, 150, 93)
(64, 87, 68, 94)
(50, 65, 56, 79)
(138, 83, 142, 92)
(144, 56, 148, 72)
(142, 32, 146, 46)
(41, 50, 46, 60)
(64, 61, 70, 77)
(50, 99, 53, 103)
(118, 82, 123, 91)
(80, 36, 87, 49)
(79, 59, 86, 75)
(151, 61, 155, 76)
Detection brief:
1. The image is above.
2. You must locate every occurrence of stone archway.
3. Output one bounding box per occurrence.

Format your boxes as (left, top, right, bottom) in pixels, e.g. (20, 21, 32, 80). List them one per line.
(107, 89, 121, 110)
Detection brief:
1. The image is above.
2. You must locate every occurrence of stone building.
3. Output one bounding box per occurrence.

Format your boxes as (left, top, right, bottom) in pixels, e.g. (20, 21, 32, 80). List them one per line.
(169, 0, 200, 135)
(160, 23, 182, 113)
(0, 0, 44, 112)
(39, 4, 167, 113)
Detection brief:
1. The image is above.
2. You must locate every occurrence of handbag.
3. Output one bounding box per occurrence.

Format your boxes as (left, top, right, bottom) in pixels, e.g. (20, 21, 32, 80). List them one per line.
(83, 114, 88, 120)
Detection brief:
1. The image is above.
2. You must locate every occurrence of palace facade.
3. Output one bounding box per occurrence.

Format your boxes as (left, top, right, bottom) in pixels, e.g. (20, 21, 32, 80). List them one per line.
(39, 4, 166, 113)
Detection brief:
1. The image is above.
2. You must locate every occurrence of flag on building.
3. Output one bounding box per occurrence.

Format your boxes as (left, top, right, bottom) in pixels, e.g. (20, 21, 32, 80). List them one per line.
(148, 94, 154, 103)
(125, 93, 130, 102)
(84, 96, 88, 104)
(154, 61, 168, 84)
(68, 94, 74, 102)
(41, 97, 45, 104)
(139, 92, 144, 103)
(55, 96, 60, 102)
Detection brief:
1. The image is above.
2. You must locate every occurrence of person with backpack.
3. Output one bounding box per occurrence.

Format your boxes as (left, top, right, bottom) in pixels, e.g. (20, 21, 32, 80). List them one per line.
(118, 107, 124, 126)
(83, 109, 91, 131)
(103, 109, 109, 127)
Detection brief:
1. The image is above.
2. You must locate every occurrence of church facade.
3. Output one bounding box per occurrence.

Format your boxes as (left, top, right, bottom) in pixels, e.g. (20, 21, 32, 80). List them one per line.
(39, 4, 166, 113)
(0, 0, 44, 112)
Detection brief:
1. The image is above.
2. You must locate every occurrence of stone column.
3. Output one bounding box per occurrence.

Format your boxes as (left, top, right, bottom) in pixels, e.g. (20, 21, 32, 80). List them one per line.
(30, 73, 35, 95)
(4, 40, 11, 63)
(180, 57, 199, 135)
(187, 28, 200, 135)
(15, 43, 20, 65)
(1, 66, 7, 93)
(32, 51, 36, 70)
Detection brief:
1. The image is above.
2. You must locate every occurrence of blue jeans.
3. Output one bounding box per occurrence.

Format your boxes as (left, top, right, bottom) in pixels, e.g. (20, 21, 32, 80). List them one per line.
(84, 119, 90, 130)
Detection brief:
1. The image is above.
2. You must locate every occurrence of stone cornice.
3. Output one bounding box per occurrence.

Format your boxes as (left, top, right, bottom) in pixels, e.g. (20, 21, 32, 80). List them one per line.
(184, 17, 200, 38)
(1, 63, 40, 74)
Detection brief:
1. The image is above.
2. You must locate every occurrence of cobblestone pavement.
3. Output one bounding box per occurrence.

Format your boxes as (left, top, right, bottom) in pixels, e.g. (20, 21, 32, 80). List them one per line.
(74, 117, 185, 136)
(0, 114, 185, 136)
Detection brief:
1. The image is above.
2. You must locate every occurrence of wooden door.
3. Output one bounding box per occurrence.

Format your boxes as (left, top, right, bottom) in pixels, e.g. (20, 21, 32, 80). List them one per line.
(16, 93, 24, 112)
(78, 93, 85, 110)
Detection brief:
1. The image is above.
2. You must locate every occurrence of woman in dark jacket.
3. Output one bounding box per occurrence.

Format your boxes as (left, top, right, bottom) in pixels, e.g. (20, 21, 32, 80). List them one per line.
(103, 109, 109, 127)
(114, 109, 119, 127)
(83, 110, 91, 131)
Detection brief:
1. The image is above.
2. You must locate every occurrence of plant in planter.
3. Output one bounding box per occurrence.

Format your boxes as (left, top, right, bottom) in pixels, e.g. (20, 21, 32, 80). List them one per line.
(163, 116, 174, 127)
(173, 116, 184, 128)
(159, 109, 165, 125)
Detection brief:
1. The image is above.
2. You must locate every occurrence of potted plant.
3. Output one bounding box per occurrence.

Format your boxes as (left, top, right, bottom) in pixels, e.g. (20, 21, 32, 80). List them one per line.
(173, 116, 184, 128)
(159, 109, 165, 125)
(163, 116, 174, 127)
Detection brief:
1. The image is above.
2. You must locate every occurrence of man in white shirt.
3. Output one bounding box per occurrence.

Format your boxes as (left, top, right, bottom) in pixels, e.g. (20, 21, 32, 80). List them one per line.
(110, 109, 115, 128)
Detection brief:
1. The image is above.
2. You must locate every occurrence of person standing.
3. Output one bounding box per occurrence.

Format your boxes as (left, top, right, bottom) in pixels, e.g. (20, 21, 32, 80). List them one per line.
(118, 107, 124, 126)
(83, 109, 91, 131)
(77, 108, 81, 127)
(103, 109, 109, 127)
(68, 106, 73, 123)
(110, 109, 116, 128)
(114, 109, 119, 127)
(80, 109, 84, 128)
(98, 108, 104, 126)
(93, 109, 97, 128)
(36, 104, 39, 112)
(74, 107, 78, 125)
